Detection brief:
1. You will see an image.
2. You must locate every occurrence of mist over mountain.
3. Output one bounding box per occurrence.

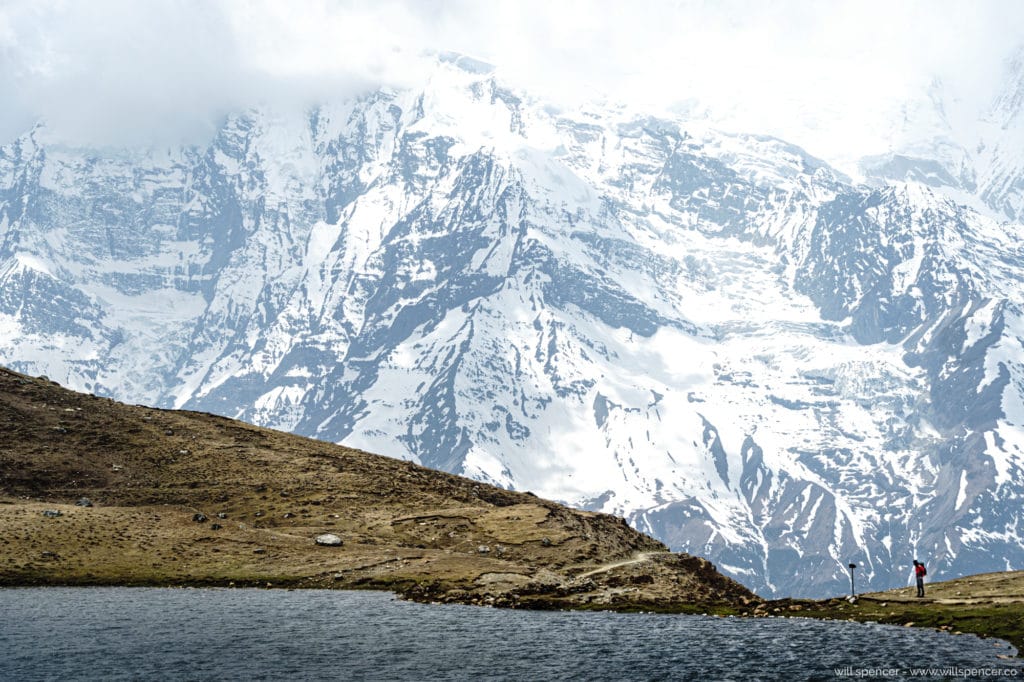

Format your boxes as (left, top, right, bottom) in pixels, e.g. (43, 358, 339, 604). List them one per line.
(2, 51, 1023, 597)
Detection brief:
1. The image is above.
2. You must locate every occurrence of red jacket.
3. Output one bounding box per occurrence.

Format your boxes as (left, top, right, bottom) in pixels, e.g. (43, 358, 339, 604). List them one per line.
(915, 564, 926, 578)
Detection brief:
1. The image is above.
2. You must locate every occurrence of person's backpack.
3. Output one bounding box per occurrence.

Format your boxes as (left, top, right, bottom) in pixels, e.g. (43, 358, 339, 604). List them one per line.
(921, 564, 927, 576)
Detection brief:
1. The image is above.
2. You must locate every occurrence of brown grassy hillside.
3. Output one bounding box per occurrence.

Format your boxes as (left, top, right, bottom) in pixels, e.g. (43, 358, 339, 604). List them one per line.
(0, 366, 755, 609)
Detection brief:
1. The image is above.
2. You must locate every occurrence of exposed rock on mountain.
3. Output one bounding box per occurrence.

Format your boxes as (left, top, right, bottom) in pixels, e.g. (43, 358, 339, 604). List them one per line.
(1, 55, 1022, 597)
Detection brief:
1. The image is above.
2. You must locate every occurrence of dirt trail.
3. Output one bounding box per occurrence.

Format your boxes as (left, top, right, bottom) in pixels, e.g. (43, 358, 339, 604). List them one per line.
(578, 551, 664, 578)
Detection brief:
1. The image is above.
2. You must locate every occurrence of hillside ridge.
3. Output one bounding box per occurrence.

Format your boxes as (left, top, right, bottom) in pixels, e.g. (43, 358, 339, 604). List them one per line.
(0, 366, 754, 609)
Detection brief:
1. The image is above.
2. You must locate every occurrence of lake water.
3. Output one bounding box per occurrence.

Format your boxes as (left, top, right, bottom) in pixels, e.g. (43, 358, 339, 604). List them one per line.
(0, 588, 1020, 681)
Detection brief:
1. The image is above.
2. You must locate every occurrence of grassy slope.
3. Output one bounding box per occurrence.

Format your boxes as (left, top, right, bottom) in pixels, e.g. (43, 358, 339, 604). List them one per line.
(0, 366, 753, 609)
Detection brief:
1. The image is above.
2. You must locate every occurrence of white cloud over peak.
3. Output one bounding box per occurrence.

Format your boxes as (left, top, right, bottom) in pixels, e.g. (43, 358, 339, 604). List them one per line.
(1, 0, 1022, 164)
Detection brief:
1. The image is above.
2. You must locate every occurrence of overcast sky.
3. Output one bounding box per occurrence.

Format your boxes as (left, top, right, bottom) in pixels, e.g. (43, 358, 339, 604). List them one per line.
(2, 0, 1022, 166)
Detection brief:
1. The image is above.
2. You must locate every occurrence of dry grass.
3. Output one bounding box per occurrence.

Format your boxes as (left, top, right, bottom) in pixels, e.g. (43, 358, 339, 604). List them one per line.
(0, 366, 754, 609)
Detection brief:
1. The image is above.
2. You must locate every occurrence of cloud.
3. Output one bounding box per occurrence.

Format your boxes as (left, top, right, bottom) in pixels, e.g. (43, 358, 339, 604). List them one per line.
(1, 0, 1022, 157)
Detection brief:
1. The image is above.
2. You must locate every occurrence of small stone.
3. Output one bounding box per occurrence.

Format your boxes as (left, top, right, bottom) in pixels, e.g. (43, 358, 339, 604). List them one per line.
(254, 511, 263, 517)
(477, 545, 490, 554)
(283, 512, 295, 519)
(42, 509, 62, 518)
(541, 537, 552, 547)
(253, 548, 266, 554)
(192, 513, 208, 523)
(217, 512, 227, 519)
(164, 429, 174, 436)
(75, 497, 93, 507)
(315, 534, 343, 547)
(41, 551, 60, 560)
(904, 622, 915, 627)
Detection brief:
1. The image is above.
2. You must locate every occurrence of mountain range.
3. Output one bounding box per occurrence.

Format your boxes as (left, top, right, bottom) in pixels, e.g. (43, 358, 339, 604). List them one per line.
(2, 51, 1022, 597)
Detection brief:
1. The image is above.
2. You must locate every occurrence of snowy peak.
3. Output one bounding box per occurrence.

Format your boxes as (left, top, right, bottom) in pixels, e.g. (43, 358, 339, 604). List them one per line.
(1, 60, 1023, 597)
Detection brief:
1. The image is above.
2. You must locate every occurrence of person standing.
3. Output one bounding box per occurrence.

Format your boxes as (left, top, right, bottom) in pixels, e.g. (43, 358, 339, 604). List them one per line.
(913, 559, 927, 598)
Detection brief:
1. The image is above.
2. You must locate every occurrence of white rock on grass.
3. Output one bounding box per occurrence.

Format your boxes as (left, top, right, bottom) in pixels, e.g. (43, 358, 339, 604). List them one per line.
(315, 534, 343, 546)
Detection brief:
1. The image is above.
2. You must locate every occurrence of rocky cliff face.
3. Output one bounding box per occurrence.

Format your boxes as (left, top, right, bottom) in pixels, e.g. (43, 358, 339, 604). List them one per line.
(1, 54, 1022, 597)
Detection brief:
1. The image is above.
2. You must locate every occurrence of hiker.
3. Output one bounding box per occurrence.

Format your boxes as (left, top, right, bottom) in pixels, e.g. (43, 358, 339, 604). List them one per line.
(913, 559, 927, 598)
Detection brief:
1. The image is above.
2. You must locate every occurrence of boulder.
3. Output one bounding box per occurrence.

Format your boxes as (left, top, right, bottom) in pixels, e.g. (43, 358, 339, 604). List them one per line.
(315, 533, 343, 547)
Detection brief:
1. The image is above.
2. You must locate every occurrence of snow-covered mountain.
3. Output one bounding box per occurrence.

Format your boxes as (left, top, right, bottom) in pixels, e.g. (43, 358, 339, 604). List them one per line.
(2, 53, 1023, 598)
(860, 48, 1024, 224)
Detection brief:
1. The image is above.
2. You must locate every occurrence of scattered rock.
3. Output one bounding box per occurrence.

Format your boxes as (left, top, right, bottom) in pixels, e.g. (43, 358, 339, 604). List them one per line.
(254, 484, 267, 493)
(283, 512, 295, 519)
(315, 534, 343, 547)
(254, 511, 263, 517)
(41, 551, 60, 560)
(217, 512, 227, 519)
(253, 548, 266, 554)
(75, 497, 93, 507)
(210, 524, 222, 530)
(477, 545, 491, 554)
(541, 537, 552, 547)
(192, 513, 208, 523)
(164, 429, 174, 436)
(42, 509, 62, 518)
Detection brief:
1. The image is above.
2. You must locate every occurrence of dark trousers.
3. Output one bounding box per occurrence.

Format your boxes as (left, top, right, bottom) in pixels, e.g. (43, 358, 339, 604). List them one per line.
(916, 577, 924, 597)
